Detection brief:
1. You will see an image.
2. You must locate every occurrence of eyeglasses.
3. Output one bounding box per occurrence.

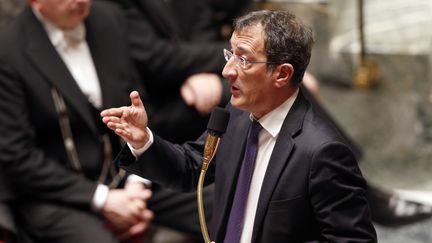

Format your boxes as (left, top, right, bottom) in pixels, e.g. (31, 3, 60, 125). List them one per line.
(223, 49, 277, 70)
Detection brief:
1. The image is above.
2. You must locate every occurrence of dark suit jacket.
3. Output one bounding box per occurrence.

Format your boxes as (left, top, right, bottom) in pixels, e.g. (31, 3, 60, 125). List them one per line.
(121, 0, 227, 86)
(0, 172, 15, 235)
(119, 87, 377, 243)
(0, 2, 139, 228)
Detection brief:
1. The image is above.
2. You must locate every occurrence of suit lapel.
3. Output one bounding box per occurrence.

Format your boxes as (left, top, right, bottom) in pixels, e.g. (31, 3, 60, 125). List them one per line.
(251, 90, 309, 243)
(23, 7, 98, 135)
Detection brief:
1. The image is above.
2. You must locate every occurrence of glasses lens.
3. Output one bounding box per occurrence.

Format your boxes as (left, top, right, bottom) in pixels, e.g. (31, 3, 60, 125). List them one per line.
(223, 49, 232, 62)
(223, 49, 251, 70)
(239, 57, 247, 69)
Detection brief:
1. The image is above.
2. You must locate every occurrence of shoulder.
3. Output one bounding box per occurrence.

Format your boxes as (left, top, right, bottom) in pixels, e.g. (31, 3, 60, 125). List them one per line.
(288, 92, 355, 162)
(0, 7, 33, 63)
(0, 7, 29, 46)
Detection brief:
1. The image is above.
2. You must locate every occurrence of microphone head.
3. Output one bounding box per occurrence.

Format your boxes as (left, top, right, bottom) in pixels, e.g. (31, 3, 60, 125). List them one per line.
(207, 107, 230, 137)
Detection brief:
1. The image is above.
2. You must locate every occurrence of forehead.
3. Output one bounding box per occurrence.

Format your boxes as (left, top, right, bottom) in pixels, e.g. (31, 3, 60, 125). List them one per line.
(230, 24, 265, 54)
(39, 0, 63, 5)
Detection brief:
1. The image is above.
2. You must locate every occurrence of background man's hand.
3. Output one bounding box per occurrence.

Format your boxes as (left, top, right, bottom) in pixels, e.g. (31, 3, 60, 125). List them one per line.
(181, 73, 223, 115)
(102, 188, 152, 230)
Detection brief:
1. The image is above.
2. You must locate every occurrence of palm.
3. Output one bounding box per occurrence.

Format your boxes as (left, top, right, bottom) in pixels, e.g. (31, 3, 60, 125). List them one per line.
(120, 104, 147, 145)
(101, 91, 149, 149)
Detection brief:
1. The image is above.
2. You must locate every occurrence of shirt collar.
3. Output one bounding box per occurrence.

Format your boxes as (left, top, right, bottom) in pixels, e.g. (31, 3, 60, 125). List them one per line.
(250, 88, 299, 138)
(32, 7, 86, 49)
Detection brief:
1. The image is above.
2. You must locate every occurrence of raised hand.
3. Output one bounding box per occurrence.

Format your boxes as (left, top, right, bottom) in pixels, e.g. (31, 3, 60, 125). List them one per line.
(101, 91, 149, 149)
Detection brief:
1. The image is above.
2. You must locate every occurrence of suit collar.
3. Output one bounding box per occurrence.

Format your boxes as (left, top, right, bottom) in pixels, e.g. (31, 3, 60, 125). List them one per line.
(23, 7, 98, 134)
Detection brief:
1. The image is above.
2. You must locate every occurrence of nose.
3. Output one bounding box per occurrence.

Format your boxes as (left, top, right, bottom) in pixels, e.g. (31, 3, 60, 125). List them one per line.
(222, 58, 237, 79)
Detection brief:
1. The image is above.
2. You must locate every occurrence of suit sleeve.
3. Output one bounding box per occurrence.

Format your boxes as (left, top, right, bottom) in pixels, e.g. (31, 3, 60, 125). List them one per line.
(119, 132, 214, 192)
(309, 141, 377, 243)
(0, 60, 97, 208)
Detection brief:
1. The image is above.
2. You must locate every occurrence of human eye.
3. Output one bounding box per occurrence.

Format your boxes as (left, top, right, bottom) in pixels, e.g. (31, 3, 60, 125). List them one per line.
(239, 56, 249, 68)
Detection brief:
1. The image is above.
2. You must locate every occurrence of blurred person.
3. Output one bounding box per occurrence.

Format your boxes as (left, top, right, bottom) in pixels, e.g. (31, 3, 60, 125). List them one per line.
(102, 10, 377, 242)
(0, 173, 15, 243)
(0, 0, 153, 242)
(95, 1, 228, 241)
(101, 0, 230, 144)
(206, 0, 253, 40)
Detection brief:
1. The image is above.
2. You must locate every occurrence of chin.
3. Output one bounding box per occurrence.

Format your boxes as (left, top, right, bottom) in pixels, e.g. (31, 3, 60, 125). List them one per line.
(230, 98, 246, 111)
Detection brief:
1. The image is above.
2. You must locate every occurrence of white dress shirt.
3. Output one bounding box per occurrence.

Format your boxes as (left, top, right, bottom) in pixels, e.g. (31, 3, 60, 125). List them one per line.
(33, 9, 102, 108)
(240, 88, 298, 243)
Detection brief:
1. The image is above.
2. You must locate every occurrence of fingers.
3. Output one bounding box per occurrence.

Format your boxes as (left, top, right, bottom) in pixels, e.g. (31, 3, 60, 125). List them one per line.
(101, 107, 127, 118)
(130, 91, 144, 108)
(100, 91, 141, 118)
(130, 188, 152, 201)
(117, 210, 154, 241)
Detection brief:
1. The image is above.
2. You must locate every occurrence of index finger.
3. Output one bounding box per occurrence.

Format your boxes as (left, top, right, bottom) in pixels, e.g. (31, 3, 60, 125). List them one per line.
(100, 107, 125, 117)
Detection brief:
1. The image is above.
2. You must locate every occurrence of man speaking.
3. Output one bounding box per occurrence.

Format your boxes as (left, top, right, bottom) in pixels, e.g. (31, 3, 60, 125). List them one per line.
(102, 10, 377, 243)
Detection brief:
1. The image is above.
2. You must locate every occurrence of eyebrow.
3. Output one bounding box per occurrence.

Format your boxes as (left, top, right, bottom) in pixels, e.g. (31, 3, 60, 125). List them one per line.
(230, 44, 252, 55)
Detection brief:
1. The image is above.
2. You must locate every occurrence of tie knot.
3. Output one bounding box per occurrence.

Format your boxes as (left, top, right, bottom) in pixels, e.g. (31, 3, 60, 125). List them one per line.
(63, 24, 85, 47)
(250, 120, 263, 140)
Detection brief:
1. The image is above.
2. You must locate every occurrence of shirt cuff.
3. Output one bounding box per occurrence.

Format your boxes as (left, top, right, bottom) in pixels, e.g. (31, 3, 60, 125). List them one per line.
(126, 174, 152, 187)
(91, 184, 109, 212)
(127, 127, 154, 158)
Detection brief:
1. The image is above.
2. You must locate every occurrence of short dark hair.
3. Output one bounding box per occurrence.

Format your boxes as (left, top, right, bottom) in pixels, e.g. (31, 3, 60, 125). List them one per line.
(233, 10, 314, 85)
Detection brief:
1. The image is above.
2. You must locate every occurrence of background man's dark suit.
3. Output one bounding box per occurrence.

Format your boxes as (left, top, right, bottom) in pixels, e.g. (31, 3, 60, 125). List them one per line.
(120, 87, 377, 243)
(0, 2, 140, 240)
(0, 172, 15, 241)
(103, 0, 229, 143)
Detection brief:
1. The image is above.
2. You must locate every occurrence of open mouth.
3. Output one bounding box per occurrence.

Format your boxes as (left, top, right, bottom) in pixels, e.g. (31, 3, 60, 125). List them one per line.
(231, 84, 240, 95)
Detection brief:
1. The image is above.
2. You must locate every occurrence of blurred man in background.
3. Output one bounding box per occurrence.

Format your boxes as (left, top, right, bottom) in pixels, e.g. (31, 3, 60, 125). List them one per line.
(0, 0, 152, 242)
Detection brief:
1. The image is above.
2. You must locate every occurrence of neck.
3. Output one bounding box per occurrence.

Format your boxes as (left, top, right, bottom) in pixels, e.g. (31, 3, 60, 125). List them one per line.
(252, 86, 298, 119)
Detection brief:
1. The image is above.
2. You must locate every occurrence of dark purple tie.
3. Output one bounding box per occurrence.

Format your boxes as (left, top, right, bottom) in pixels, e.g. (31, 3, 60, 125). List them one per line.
(224, 120, 263, 243)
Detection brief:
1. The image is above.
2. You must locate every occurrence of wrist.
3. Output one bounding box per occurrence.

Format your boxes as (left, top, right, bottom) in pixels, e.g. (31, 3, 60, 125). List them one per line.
(132, 128, 149, 149)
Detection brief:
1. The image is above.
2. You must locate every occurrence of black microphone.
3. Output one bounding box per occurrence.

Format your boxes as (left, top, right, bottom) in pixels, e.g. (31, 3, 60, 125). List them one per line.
(202, 107, 230, 171)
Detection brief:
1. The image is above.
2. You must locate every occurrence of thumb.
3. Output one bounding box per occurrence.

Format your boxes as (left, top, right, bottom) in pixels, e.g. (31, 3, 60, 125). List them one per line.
(130, 91, 144, 108)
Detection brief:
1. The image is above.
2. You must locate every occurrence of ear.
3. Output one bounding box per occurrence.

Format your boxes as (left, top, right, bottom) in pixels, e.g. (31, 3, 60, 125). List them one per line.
(274, 63, 294, 88)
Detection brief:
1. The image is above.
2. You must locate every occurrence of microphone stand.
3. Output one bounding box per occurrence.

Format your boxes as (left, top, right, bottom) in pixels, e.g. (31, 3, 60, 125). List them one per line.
(197, 107, 230, 243)
(197, 133, 220, 243)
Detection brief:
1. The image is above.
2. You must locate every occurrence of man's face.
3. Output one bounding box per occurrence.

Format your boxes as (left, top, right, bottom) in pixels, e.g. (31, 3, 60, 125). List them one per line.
(222, 24, 278, 118)
(31, 0, 91, 30)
